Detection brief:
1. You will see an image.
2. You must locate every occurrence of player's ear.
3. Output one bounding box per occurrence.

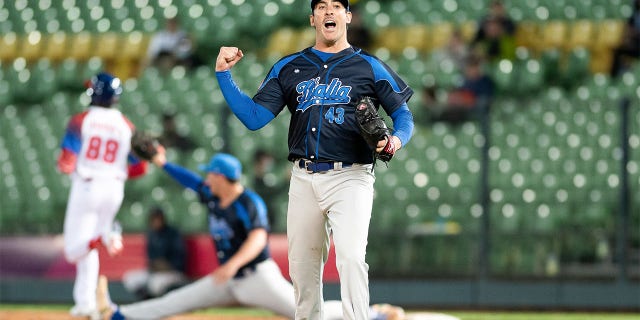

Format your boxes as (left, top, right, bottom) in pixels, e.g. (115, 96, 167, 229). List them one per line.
(309, 15, 315, 27)
(346, 11, 352, 24)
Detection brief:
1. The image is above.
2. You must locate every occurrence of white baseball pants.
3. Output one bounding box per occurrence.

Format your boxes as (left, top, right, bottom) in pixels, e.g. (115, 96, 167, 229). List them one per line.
(123, 269, 187, 297)
(63, 175, 124, 312)
(120, 259, 296, 319)
(287, 163, 375, 320)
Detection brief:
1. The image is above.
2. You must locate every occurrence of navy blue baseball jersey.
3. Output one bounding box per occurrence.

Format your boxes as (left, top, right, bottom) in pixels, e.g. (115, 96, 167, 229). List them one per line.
(197, 188, 270, 274)
(253, 47, 414, 164)
(162, 162, 271, 277)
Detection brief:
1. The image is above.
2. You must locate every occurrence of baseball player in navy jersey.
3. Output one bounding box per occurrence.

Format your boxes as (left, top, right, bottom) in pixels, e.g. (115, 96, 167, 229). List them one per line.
(214, 0, 414, 319)
(96, 146, 408, 320)
(57, 72, 148, 319)
(100, 147, 297, 319)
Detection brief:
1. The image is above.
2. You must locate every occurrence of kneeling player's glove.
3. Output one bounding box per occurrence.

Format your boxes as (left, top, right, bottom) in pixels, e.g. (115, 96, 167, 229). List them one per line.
(130, 130, 159, 161)
(355, 96, 396, 163)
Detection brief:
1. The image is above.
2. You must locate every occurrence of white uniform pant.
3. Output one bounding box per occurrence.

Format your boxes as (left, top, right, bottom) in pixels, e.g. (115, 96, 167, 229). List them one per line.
(287, 163, 375, 320)
(123, 269, 186, 297)
(63, 176, 124, 311)
(120, 259, 296, 319)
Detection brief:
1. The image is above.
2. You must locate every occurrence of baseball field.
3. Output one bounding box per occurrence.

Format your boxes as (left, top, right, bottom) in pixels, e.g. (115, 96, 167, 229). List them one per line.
(1, 304, 639, 320)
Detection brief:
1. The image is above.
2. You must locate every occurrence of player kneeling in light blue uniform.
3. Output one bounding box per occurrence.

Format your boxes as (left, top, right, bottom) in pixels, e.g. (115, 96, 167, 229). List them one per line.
(97, 145, 406, 320)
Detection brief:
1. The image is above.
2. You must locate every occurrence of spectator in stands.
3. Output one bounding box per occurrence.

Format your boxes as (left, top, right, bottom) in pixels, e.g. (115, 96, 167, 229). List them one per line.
(122, 206, 187, 300)
(432, 28, 470, 72)
(158, 112, 197, 153)
(347, 5, 373, 51)
(434, 55, 495, 125)
(252, 149, 289, 232)
(144, 17, 198, 74)
(474, 0, 516, 40)
(471, 15, 516, 62)
(413, 85, 442, 126)
(610, 0, 640, 78)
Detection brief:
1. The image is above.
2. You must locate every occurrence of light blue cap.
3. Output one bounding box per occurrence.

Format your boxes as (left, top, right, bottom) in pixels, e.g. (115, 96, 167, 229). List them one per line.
(199, 153, 242, 180)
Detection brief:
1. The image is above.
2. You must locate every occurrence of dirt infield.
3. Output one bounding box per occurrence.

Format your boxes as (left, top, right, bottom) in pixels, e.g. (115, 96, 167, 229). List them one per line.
(0, 310, 286, 320)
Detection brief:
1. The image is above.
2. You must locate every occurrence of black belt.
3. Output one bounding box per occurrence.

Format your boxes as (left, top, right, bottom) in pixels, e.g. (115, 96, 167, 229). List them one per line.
(297, 159, 352, 173)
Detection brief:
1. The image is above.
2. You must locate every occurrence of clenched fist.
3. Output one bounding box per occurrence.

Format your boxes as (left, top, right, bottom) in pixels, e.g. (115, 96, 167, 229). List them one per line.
(215, 46, 244, 72)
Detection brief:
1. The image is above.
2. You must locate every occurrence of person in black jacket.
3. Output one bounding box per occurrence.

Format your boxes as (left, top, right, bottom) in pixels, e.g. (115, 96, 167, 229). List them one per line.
(122, 207, 187, 300)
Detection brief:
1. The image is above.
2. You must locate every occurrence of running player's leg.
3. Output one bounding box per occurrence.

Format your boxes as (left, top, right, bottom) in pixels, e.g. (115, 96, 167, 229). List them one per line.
(119, 276, 235, 319)
(63, 179, 101, 315)
(96, 179, 125, 252)
(233, 259, 296, 319)
(63, 180, 100, 262)
(322, 165, 375, 320)
(287, 165, 330, 319)
(72, 251, 100, 315)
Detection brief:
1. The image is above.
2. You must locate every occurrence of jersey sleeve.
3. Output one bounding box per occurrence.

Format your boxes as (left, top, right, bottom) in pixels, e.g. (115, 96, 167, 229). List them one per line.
(243, 191, 270, 232)
(390, 103, 414, 147)
(120, 115, 147, 178)
(252, 54, 300, 115)
(127, 158, 147, 178)
(60, 112, 87, 154)
(162, 162, 205, 192)
(363, 55, 414, 115)
(57, 112, 87, 173)
(216, 70, 276, 130)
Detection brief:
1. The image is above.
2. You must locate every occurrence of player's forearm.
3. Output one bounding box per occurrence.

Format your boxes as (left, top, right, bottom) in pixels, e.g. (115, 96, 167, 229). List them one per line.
(215, 71, 274, 130)
(162, 162, 204, 191)
(224, 228, 268, 270)
(390, 103, 414, 147)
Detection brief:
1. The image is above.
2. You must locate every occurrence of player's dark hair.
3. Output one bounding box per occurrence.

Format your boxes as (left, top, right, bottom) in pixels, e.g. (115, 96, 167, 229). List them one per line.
(311, 0, 350, 12)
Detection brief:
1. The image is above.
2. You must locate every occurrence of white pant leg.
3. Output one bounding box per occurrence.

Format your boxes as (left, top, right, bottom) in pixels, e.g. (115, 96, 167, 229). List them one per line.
(233, 259, 296, 319)
(120, 275, 235, 320)
(147, 271, 186, 296)
(122, 269, 150, 294)
(64, 177, 125, 309)
(64, 178, 101, 310)
(322, 300, 344, 320)
(63, 179, 100, 262)
(319, 165, 374, 320)
(72, 250, 99, 310)
(287, 165, 331, 320)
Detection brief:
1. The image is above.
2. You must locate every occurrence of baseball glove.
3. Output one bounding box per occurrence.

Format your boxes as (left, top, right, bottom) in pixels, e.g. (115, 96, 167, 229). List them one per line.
(130, 130, 159, 161)
(355, 96, 396, 162)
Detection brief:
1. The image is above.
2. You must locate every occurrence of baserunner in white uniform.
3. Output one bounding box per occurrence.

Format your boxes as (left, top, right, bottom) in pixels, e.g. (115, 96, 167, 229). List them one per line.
(57, 72, 148, 319)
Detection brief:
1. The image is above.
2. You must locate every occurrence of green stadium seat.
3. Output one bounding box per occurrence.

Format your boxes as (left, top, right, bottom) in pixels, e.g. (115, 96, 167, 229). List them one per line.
(490, 59, 517, 94)
(561, 48, 592, 87)
(517, 58, 545, 94)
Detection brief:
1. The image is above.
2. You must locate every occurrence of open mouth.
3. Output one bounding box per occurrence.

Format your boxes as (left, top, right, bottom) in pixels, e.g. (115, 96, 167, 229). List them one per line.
(324, 20, 336, 29)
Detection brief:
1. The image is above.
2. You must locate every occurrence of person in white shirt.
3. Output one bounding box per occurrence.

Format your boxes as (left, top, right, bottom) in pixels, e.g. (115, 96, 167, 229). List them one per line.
(144, 17, 195, 72)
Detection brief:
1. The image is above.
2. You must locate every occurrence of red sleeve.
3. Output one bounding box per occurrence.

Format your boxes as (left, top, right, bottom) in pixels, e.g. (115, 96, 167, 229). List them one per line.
(128, 161, 148, 179)
(57, 149, 77, 174)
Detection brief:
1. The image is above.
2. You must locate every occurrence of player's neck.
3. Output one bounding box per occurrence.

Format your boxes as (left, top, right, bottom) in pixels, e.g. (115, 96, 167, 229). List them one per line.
(313, 40, 350, 53)
(218, 184, 244, 209)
